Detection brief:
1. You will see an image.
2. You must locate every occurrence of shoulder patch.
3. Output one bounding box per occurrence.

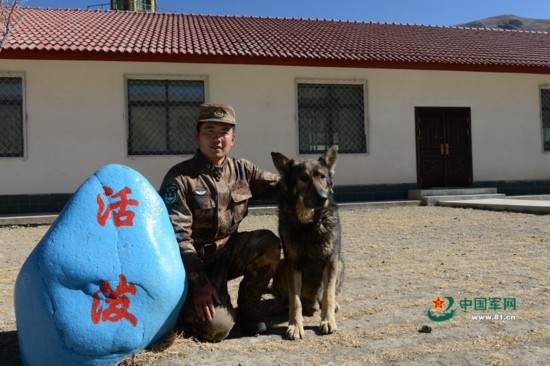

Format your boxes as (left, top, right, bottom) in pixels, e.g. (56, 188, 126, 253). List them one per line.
(163, 184, 179, 205)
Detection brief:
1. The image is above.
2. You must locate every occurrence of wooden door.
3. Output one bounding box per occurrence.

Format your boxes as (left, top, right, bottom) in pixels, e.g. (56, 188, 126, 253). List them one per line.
(415, 107, 473, 188)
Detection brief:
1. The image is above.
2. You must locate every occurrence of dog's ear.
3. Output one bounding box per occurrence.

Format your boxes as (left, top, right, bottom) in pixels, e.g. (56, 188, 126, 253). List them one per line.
(271, 152, 292, 176)
(319, 145, 338, 176)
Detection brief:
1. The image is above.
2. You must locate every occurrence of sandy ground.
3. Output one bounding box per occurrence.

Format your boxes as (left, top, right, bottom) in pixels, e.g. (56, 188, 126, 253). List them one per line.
(1, 206, 549, 365)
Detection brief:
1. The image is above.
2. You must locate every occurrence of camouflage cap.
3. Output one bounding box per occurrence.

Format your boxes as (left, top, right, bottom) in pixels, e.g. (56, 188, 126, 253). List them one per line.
(198, 103, 236, 125)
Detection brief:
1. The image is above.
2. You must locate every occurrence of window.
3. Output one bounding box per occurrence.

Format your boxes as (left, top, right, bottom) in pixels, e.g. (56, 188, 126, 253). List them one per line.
(541, 87, 550, 152)
(111, 0, 156, 12)
(0, 77, 24, 158)
(297, 81, 367, 154)
(127, 79, 205, 156)
(141, 0, 156, 12)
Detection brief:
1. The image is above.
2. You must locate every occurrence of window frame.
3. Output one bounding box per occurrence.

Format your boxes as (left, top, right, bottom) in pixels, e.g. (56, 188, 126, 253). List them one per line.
(540, 85, 550, 153)
(124, 74, 208, 157)
(295, 78, 368, 155)
(0, 72, 26, 159)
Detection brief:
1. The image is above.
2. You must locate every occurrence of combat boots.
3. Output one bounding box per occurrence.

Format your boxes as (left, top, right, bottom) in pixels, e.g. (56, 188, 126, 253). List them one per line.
(237, 305, 267, 335)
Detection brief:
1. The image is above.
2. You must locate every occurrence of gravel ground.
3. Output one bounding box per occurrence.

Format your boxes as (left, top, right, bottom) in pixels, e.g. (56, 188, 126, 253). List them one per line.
(1, 206, 549, 365)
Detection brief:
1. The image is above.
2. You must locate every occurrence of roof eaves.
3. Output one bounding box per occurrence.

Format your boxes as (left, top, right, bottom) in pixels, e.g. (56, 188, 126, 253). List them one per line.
(2, 48, 550, 75)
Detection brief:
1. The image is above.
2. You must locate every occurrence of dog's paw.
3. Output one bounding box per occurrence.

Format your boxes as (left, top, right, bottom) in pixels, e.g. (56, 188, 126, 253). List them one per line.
(286, 324, 304, 340)
(320, 319, 337, 334)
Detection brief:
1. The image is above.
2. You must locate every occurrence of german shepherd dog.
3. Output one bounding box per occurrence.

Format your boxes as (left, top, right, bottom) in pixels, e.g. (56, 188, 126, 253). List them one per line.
(270, 146, 344, 340)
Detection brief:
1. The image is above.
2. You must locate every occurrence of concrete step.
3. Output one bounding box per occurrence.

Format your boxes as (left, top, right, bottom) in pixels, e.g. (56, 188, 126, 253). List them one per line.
(438, 198, 550, 214)
(408, 188, 497, 200)
(422, 193, 506, 206)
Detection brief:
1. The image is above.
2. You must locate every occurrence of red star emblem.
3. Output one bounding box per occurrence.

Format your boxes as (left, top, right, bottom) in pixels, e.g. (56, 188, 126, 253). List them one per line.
(431, 296, 446, 311)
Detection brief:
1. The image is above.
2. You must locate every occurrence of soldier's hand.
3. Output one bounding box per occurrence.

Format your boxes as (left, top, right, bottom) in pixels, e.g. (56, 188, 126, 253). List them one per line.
(193, 282, 221, 321)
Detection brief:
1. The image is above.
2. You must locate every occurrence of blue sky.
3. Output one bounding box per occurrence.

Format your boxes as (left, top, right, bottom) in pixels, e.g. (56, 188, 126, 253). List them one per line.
(27, 0, 550, 26)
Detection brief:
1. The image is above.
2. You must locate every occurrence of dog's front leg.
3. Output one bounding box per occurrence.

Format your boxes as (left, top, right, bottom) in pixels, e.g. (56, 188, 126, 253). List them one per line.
(320, 259, 338, 334)
(286, 267, 304, 340)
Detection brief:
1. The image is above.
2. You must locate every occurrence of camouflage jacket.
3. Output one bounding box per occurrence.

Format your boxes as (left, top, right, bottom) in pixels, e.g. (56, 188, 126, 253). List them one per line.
(159, 150, 279, 288)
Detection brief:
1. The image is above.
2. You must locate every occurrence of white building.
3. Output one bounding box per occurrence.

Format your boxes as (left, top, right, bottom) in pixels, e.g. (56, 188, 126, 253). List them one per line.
(1, 7, 549, 214)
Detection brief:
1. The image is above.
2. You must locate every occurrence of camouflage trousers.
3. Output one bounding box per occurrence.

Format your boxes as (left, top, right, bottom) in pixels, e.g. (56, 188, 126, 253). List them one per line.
(179, 229, 281, 342)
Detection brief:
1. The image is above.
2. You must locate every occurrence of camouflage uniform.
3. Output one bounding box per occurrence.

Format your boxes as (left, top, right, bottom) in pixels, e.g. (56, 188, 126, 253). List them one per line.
(160, 150, 281, 341)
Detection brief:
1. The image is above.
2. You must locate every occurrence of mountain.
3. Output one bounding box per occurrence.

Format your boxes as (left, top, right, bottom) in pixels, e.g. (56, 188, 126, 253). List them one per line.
(457, 15, 550, 32)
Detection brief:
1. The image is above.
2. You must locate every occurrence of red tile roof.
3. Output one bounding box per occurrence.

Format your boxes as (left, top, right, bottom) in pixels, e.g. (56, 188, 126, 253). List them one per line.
(2, 7, 550, 74)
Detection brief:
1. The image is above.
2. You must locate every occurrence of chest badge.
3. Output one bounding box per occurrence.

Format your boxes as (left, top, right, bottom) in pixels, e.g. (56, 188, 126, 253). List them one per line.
(194, 189, 208, 196)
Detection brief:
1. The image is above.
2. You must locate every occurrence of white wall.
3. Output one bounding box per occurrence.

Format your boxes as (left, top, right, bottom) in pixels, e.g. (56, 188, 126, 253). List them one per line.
(1, 59, 549, 195)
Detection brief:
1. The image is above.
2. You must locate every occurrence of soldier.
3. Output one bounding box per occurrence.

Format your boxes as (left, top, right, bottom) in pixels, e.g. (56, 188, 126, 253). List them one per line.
(159, 103, 281, 342)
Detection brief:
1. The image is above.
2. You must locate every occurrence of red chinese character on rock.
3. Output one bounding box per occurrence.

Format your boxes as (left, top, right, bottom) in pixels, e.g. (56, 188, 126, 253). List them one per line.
(97, 186, 139, 227)
(91, 274, 138, 326)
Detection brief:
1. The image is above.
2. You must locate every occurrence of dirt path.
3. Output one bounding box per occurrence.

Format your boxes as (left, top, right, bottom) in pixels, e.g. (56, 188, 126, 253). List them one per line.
(1, 206, 549, 365)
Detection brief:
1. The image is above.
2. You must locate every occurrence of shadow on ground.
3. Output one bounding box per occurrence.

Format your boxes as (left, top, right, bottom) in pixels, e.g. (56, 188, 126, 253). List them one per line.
(0, 330, 21, 366)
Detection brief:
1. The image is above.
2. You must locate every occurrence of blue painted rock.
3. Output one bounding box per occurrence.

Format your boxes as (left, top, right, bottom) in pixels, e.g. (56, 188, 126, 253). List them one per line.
(15, 164, 187, 365)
